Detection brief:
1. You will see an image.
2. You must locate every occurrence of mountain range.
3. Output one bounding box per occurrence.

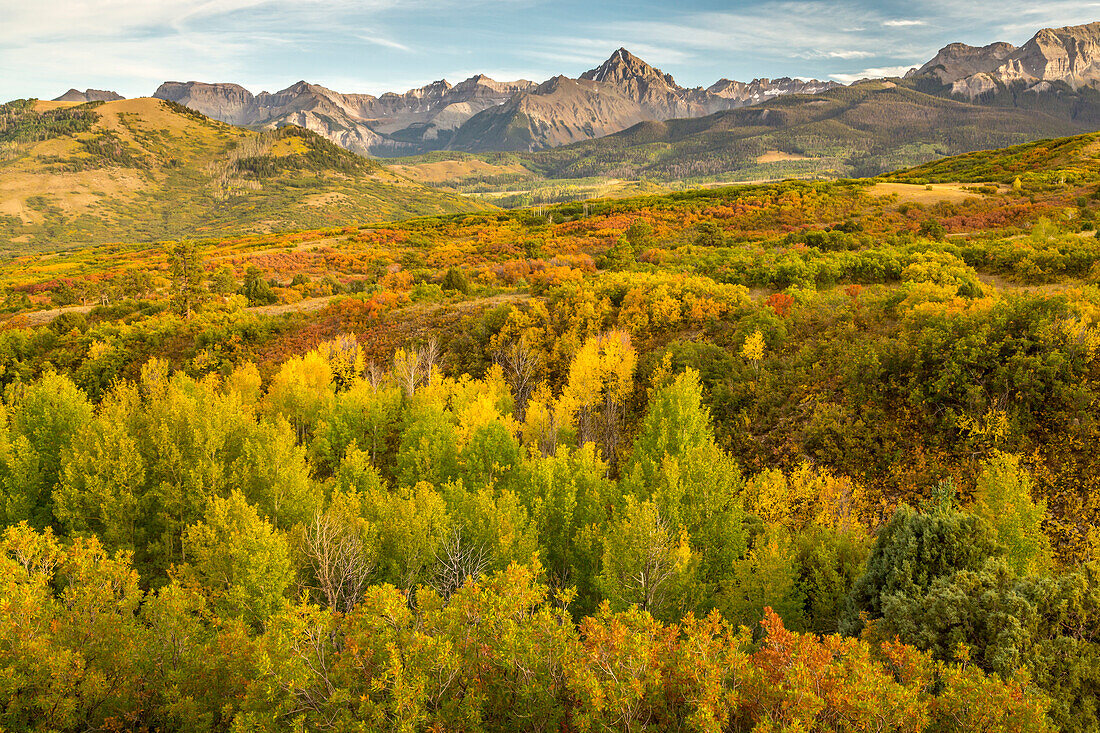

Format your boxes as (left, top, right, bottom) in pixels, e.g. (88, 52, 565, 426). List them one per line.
(152, 75, 535, 156)
(482, 21, 1100, 184)
(147, 49, 838, 156)
(41, 21, 1100, 162)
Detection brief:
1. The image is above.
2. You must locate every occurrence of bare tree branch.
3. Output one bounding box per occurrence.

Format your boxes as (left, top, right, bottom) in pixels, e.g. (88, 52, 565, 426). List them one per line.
(431, 528, 489, 600)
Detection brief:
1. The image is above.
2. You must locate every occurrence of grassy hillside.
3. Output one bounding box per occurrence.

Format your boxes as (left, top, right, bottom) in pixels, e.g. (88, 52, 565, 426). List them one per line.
(0, 98, 483, 250)
(886, 131, 1100, 185)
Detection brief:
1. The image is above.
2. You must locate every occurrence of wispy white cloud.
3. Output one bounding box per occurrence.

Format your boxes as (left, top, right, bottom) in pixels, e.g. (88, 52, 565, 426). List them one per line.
(357, 34, 411, 52)
(829, 65, 916, 83)
(0, 0, 442, 97)
(819, 50, 876, 59)
(884, 20, 925, 27)
(909, 0, 1100, 33)
(592, 3, 928, 67)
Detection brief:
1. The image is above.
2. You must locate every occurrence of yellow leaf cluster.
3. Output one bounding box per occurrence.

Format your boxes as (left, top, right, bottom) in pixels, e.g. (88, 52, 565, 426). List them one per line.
(746, 462, 869, 533)
(740, 331, 765, 367)
(955, 409, 1010, 446)
(562, 330, 636, 414)
(318, 333, 364, 389)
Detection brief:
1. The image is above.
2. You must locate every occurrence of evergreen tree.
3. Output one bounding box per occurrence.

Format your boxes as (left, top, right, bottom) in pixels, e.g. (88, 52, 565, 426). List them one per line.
(441, 266, 470, 294)
(241, 265, 277, 306)
(168, 240, 205, 316)
(843, 496, 1002, 635)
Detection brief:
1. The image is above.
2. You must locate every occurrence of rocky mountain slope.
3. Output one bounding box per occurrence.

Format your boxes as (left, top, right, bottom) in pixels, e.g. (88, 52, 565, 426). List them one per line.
(447, 74, 650, 152)
(153, 49, 838, 155)
(0, 98, 478, 248)
(578, 47, 712, 118)
(52, 89, 125, 103)
(443, 49, 841, 152)
(908, 42, 1017, 85)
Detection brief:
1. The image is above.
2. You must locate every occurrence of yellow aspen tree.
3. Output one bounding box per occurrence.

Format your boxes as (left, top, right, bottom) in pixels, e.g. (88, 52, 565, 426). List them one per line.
(561, 330, 636, 468)
(318, 333, 364, 391)
(741, 330, 765, 372)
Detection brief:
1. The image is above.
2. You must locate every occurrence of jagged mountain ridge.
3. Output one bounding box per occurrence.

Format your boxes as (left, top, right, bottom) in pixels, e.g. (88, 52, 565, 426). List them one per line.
(427, 48, 842, 153)
(154, 76, 536, 156)
(908, 42, 1018, 85)
(707, 77, 838, 104)
(447, 74, 650, 152)
(153, 48, 839, 155)
(578, 47, 710, 118)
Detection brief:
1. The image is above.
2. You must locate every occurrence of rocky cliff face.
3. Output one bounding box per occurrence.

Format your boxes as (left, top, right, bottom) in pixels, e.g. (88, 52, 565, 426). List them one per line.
(579, 48, 697, 117)
(912, 22, 1100, 99)
(152, 49, 837, 155)
(52, 89, 125, 103)
(449, 75, 651, 151)
(907, 42, 1018, 84)
(998, 22, 1100, 87)
(154, 82, 255, 124)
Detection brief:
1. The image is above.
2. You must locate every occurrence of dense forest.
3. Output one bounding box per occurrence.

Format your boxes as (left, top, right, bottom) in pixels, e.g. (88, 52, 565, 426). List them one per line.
(2, 133, 1100, 731)
(0, 355, 1075, 731)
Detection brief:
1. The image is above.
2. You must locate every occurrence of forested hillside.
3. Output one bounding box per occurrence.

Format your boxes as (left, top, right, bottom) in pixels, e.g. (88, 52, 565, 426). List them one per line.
(0, 98, 479, 249)
(2, 134, 1100, 731)
(522, 80, 1088, 179)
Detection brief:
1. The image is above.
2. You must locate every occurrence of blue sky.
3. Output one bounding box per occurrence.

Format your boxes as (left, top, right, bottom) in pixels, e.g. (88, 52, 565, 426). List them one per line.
(3, 0, 1100, 100)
